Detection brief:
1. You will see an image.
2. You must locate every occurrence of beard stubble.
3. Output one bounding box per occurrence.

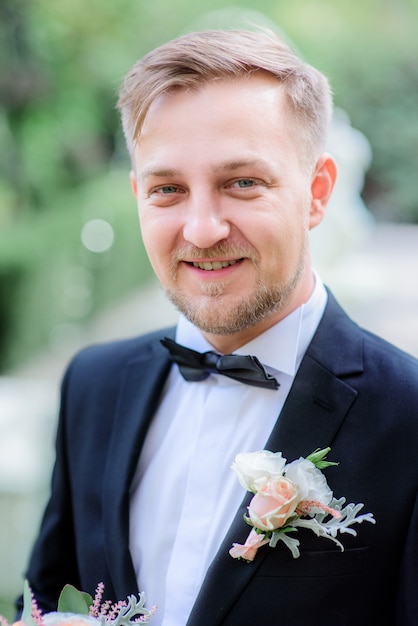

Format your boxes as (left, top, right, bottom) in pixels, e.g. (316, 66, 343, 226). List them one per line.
(164, 238, 307, 336)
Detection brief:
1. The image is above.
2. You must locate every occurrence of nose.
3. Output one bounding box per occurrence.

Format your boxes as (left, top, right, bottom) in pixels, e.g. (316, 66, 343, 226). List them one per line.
(182, 191, 231, 249)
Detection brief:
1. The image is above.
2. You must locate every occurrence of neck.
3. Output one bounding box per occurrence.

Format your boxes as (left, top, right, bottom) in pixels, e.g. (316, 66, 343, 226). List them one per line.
(202, 274, 316, 353)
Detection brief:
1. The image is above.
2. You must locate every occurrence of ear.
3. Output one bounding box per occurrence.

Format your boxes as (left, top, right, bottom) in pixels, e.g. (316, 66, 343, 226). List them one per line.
(309, 154, 337, 230)
(130, 171, 138, 197)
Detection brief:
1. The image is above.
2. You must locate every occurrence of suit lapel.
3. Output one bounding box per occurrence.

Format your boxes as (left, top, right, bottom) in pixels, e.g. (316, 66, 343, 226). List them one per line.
(268, 290, 364, 461)
(265, 352, 359, 459)
(187, 291, 364, 626)
(103, 333, 173, 600)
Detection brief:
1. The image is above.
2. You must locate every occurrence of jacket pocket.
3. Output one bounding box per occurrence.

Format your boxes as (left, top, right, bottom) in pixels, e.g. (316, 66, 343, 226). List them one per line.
(255, 545, 369, 578)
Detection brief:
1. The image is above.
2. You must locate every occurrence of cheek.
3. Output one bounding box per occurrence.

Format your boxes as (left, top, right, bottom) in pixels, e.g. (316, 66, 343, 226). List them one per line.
(138, 222, 170, 282)
(139, 211, 174, 258)
(247, 197, 307, 252)
(255, 222, 302, 268)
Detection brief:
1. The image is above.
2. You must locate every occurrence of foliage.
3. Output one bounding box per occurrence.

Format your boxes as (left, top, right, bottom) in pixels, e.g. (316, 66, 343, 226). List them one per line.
(332, 51, 418, 222)
(278, 0, 418, 223)
(0, 599, 13, 625)
(0, 170, 150, 371)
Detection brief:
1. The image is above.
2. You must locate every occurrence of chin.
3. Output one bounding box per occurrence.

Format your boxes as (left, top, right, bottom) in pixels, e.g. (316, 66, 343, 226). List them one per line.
(167, 284, 291, 336)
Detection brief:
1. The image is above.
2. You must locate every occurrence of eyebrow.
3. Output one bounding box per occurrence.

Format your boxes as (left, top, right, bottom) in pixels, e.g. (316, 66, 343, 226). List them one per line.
(138, 167, 182, 182)
(139, 158, 272, 181)
(213, 158, 270, 173)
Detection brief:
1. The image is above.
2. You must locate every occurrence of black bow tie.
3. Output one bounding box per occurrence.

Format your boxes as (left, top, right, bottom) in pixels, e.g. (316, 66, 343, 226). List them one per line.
(161, 337, 279, 390)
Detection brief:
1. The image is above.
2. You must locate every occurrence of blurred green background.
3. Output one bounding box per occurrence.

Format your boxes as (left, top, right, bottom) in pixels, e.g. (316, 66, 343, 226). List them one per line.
(1, 0, 418, 375)
(0, 0, 418, 619)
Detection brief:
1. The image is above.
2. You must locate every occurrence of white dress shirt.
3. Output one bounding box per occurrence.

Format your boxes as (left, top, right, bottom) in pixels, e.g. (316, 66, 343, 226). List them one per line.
(129, 275, 327, 625)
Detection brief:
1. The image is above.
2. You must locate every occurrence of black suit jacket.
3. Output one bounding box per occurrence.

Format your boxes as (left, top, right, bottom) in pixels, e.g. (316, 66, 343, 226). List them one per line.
(21, 291, 418, 625)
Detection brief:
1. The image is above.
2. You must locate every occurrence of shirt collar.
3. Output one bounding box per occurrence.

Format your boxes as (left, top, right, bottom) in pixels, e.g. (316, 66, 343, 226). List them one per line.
(176, 272, 327, 377)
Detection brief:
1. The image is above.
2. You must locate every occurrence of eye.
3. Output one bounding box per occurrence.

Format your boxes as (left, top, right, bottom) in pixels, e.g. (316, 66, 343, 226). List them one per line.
(231, 179, 257, 188)
(153, 185, 183, 195)
(146, 183, 186, 206)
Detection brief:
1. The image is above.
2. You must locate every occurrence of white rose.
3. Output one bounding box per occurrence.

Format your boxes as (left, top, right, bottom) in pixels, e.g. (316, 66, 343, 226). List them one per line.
(284, 458, 332, 504)
(231, 450, 287, 493)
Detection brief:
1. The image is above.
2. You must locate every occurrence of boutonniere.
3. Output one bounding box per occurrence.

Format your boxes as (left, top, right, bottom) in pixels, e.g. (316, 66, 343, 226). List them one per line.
(229, 447, 375, 562)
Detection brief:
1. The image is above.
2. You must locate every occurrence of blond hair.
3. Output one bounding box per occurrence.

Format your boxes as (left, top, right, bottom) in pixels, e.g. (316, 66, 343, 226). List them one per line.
(117, 29, 333, 164)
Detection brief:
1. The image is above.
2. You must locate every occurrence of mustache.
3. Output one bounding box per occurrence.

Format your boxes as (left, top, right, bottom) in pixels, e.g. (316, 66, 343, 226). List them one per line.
(171, 241, 259, 263)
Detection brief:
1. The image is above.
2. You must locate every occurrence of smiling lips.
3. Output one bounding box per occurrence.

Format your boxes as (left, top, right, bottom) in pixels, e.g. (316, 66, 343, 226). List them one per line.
(191, 259, 240, 270)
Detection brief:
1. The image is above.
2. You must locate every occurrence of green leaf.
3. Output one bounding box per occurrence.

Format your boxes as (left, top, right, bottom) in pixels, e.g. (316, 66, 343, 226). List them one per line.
(278, 526, 298, 534)
(57, 585, 93, 614)
(306, 447, 339, 469)
(22, 581, 37, 626)
(81, 593, 93, 609)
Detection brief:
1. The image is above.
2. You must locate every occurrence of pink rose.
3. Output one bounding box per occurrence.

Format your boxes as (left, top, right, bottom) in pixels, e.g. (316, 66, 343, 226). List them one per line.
(248, 477, 299, 531)
(229, 528, 270, 561)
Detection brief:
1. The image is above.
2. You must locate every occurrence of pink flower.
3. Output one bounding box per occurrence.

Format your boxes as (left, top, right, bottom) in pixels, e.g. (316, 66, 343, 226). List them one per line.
(248, 477, 299, 531)
(229, 528, 270, 561)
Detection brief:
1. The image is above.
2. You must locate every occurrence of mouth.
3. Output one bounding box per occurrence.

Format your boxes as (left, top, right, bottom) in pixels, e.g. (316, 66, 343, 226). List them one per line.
(190, 259, 241, 271)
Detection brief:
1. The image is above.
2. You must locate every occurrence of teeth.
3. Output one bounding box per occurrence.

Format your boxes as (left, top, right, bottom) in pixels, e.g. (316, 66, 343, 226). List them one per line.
(192, 260, 238, 270)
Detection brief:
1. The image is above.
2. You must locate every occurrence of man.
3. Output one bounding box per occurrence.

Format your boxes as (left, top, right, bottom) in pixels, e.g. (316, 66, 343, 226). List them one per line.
(19, 29, 418, 625)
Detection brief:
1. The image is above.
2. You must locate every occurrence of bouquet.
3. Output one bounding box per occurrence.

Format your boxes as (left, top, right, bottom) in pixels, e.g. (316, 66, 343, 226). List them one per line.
(0, 582, 156, 626)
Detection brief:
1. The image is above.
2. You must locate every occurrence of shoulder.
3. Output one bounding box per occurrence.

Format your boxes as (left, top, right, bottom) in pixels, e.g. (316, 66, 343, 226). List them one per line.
(360, 326, 418, 399)
(61, 326, 176, 388)
(55, 327, 177, 431)
(361, 324, 418, 368)
(315, 289, 418, 386)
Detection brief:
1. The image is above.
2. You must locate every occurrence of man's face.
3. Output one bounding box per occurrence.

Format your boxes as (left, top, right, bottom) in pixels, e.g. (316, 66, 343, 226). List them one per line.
(131, 73, 335, 351)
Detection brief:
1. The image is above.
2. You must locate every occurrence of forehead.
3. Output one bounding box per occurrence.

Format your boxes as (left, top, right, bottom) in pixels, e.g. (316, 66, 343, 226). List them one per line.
(133, 74, 301, 171)
(140, 72, 290, 135)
